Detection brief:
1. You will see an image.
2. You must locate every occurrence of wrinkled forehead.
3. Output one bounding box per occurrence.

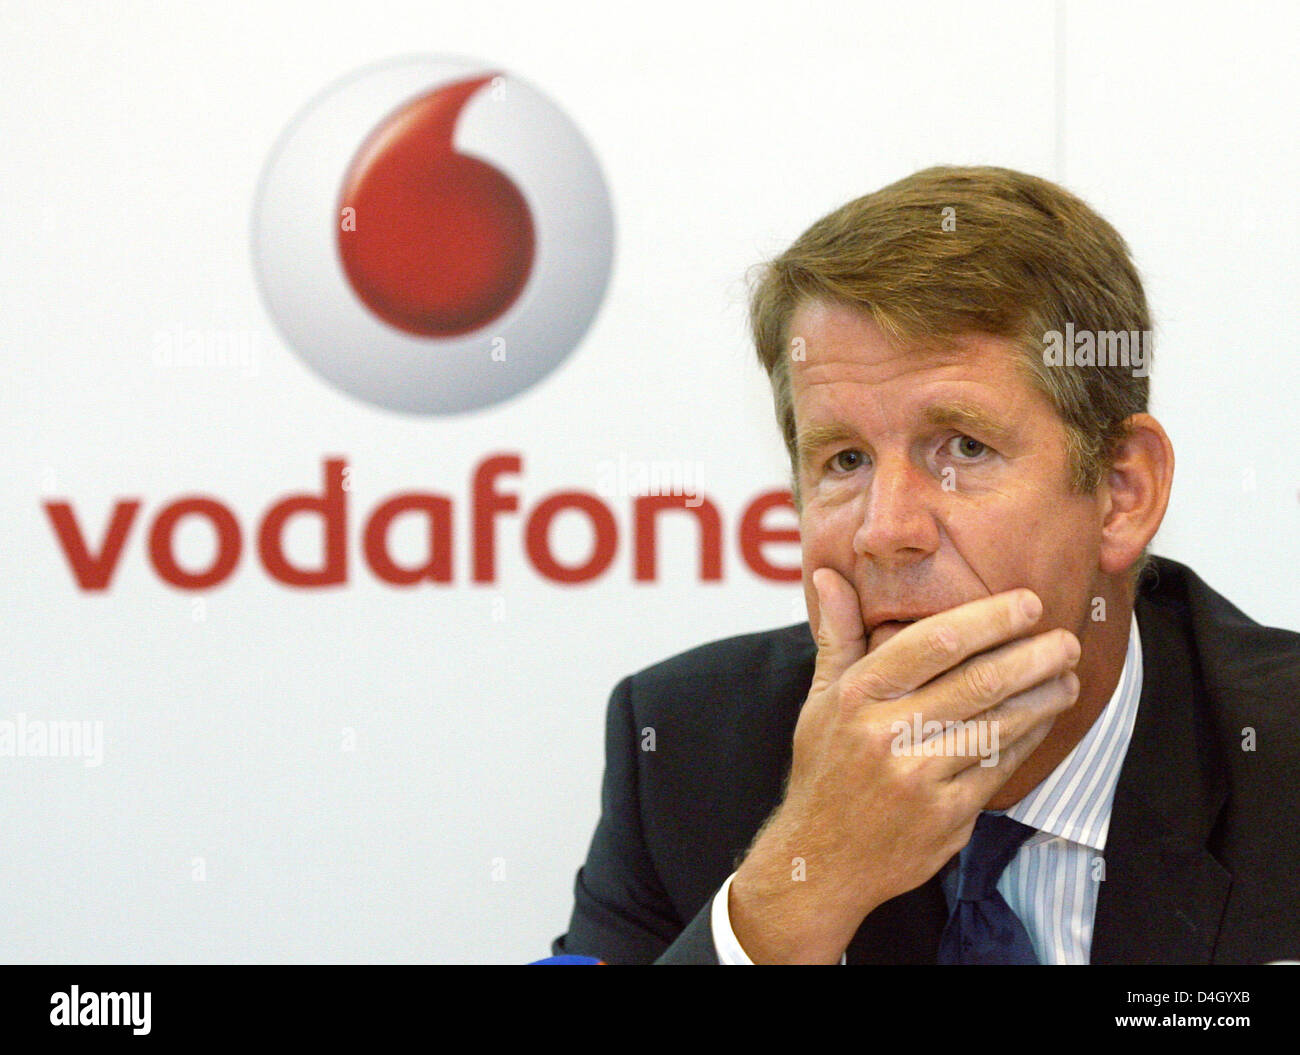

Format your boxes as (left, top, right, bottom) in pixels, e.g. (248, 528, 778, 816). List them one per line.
(786, 310, 1069, 474)
(786, 298, 1034, 383)
(790, 310, 1037, 404)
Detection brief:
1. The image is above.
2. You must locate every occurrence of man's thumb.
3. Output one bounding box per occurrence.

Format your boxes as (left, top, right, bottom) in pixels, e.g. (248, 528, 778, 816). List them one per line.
(811, 567, 866, 684)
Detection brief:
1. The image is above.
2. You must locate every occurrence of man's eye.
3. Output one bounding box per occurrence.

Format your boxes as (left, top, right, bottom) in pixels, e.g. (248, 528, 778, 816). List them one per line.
(828, 449, 867, 473)
(947, 435, 988, 460)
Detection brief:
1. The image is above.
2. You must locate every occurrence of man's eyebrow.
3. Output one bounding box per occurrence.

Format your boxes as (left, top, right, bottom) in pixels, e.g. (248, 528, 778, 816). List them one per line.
(795, 423, 859, 466)
(922, 401, 1014, 441)
(795, 403, 1015, 468)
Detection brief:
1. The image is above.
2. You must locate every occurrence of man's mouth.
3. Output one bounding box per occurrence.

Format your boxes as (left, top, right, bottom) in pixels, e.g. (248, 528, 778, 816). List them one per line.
(866, 618, 918, 650)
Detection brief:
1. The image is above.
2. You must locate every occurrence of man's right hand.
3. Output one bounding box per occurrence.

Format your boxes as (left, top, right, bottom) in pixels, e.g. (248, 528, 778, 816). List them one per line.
(728, 567, 1081, 964)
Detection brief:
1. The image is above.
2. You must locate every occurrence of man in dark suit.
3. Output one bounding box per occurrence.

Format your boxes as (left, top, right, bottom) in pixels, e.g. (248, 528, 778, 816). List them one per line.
(552, 166, 1300, 964)
(553, 556, 1300, 963)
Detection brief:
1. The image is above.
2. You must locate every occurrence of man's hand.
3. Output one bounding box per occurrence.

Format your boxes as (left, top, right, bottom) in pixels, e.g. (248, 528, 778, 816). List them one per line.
(729, 568, 1081, 964)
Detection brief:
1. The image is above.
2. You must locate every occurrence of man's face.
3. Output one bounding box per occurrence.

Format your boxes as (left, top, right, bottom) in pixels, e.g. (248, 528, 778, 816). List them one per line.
(790, 299, 1106, 653)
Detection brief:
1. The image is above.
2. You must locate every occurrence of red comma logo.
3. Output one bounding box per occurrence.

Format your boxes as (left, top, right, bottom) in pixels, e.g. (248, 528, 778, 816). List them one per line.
(252, 56, 614, 414)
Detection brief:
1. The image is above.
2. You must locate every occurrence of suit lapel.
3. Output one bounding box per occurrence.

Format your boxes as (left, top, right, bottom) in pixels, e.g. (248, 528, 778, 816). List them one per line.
(844, 875, 949, 964)
(1090, 589, 1232, 963)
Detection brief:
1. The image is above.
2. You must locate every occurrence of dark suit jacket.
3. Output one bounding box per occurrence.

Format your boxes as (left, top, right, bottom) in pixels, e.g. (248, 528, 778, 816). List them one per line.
(553, 556, 1300, 964)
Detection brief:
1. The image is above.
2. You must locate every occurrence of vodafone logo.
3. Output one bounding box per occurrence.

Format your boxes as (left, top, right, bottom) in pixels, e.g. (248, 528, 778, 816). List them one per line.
(42, 457, 801, 592)
(40, 58, 801, 597)
(252, 56, 614, 413)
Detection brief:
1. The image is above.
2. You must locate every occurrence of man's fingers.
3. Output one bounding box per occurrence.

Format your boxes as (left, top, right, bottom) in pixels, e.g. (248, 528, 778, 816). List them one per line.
(844, 588, 1046, 700)
(810, 568, 866, 687)
(923, 671, 1080, 779)
(950, 705, 1064, 805)
(951, 686, 1071, 805)
(917, 626, 1080, 726)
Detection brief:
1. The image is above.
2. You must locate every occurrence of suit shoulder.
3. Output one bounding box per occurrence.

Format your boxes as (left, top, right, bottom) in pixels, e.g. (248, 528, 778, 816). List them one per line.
(618, 622, 816, 728)
(1143, 555, 1300, 700)
(627, 622, 815, 686)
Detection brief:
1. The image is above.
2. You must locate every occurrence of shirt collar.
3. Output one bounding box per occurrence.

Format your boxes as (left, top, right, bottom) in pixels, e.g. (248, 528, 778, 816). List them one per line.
(1003, 612, 1143, 852)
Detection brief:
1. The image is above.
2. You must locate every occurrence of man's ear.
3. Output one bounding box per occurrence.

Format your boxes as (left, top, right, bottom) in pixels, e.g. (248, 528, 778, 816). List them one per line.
(1097, 413, 1175, 576)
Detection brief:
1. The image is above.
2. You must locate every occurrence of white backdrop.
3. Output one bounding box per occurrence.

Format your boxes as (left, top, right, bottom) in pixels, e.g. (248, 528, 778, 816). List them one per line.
(2, 0, 1296, 963)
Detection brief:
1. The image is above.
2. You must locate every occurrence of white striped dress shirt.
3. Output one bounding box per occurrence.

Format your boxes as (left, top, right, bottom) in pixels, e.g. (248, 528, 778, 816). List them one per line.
(714, 613, 1143, 964)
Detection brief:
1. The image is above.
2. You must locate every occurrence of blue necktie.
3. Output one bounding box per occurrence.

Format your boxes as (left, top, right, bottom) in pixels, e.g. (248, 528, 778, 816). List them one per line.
(938, 812, 1039, 964)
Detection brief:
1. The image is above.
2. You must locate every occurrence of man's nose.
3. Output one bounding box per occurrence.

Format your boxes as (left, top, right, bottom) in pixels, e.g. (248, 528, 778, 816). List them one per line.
(851, 455, 941, 563)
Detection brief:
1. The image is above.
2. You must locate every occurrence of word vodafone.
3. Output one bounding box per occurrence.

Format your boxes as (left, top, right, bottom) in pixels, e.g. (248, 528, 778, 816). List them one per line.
(43, 455, 801, 591)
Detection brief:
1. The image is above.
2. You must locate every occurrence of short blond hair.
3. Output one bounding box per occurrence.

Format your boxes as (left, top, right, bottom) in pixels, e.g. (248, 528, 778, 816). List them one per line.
(750, 166, 1151, 501)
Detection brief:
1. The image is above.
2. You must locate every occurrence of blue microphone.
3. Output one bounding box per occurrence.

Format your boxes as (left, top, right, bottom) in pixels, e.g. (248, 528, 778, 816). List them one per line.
(530, 954, 604, 965)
